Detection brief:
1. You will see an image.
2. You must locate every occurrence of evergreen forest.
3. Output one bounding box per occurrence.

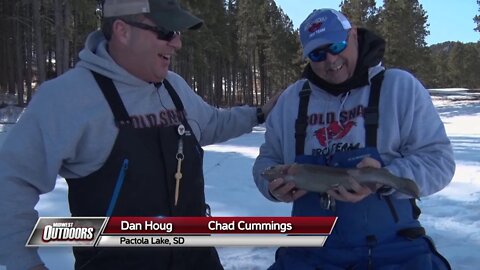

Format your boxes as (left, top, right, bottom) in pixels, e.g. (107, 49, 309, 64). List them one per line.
(0, 0, 479, 107)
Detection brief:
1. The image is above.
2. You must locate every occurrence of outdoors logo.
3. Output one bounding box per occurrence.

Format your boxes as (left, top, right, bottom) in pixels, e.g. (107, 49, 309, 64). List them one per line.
(314, 120, 356, 146)
(26, 217, 106, 246)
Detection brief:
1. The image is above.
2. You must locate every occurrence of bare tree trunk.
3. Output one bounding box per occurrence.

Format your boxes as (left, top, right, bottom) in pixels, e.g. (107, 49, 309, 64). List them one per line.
(215, 60, 223, 106)
(196, 67, 205, 99)
(232, 65, 237, 105)
(33, 0, 46, 84)
(252, 52, 258, 106)
(2, 0, 14, 94)
(233, 69, 238, 105)
(63, 0, 71, 70)
(6, 13, 15, 95)
(207, 71, 214, 105)
(14, 2, 25, 105)
(184, 47, 193, 86)
(0, 42, 5, 92)
(258, 47, 267, 105)
(55, 0, 65, 75)
(242, 66, 248, 105)
(72, 1, 79, 63)
(229, 65, 234, 106)
(225, 64, 231, 106)
(25, 9, 33, 102)
(0, 1, 6, 92)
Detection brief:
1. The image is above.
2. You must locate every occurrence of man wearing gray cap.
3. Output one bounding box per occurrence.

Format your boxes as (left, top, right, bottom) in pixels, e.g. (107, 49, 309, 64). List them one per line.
(0, 0, 278, 269)
(253, 8, 454, 269)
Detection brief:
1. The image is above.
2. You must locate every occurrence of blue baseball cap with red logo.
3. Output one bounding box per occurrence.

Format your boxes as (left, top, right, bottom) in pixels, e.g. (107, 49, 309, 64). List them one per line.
(300, 9, 351, 58)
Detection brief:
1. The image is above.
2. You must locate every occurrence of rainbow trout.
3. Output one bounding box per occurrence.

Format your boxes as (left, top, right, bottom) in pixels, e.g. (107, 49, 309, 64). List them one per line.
(261, 163, 420, 199)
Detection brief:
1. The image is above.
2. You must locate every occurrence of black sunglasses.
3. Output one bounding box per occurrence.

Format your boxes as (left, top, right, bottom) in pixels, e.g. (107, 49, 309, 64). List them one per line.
(122, 21, 180, 42)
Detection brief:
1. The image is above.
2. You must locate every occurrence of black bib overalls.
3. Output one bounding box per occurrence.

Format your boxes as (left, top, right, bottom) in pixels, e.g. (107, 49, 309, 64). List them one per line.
(66, 72, 223, 270)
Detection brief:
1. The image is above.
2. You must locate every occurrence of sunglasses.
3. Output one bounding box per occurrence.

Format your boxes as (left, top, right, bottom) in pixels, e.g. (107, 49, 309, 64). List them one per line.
(308, 40, 348, 62)
(122, 21, 180, 42)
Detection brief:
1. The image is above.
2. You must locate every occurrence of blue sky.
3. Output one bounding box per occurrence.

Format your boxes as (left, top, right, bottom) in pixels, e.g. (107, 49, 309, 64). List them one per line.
(274, 0, 479, 45)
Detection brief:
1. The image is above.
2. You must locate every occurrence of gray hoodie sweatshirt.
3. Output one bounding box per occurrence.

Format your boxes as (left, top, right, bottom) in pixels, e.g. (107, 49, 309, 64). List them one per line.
(253, 66, 455, 202)
(0, 31, 258, 269)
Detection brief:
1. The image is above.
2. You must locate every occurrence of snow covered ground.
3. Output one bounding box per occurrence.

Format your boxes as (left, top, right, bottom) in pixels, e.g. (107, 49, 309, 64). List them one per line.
(0, 91, 479, 269)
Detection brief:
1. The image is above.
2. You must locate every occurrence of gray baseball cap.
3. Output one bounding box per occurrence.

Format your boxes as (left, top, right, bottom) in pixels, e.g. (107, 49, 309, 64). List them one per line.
(103, 0, 203, 31)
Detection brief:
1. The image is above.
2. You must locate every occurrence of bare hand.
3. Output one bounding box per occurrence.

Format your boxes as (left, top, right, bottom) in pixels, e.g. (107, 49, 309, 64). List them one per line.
(267, 165, 307, 202)
(327, 157, 382, 203)
(269, 178, 307, 202)
(327, 178, 374, 203)
(356, 157, 381, 169)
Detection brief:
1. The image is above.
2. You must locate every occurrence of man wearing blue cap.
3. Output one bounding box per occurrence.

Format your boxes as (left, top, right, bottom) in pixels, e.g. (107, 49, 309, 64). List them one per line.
(253, 8, 454, 269)
(0, 0, 279, 269)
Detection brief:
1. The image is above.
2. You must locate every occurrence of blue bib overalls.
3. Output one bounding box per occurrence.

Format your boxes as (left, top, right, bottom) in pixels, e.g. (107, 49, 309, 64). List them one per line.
(269, 72, 451, 270)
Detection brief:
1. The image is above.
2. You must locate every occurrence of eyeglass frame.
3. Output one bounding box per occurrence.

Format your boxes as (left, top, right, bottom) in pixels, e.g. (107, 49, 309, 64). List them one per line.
(122, 20, 180, 42)
(307, 39, 348, 62)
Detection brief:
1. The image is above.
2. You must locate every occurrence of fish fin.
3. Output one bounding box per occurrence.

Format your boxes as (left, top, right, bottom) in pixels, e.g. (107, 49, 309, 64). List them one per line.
(364, 182, 379, 192)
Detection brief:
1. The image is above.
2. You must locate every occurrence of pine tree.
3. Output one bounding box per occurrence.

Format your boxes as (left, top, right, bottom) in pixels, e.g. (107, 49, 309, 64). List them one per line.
(378, 0, 430, 81)
(223, 0, 240, 106)
(340, 0, 379, 33)
(261, 0, 301, 103)
(0, 0, 303, 106)
(175, 0, 228, 105)
(236, 0, 265, 105)
(447, 43, 480, 89)
(461, 44, 480, 89)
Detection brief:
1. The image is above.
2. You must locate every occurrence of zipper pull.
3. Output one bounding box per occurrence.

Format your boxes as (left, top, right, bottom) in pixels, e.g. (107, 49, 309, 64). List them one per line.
(174, 138, 184, 206)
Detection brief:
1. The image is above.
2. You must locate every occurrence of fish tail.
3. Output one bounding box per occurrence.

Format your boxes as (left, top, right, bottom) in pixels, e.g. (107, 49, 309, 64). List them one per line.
(396, 179, 421, 199)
